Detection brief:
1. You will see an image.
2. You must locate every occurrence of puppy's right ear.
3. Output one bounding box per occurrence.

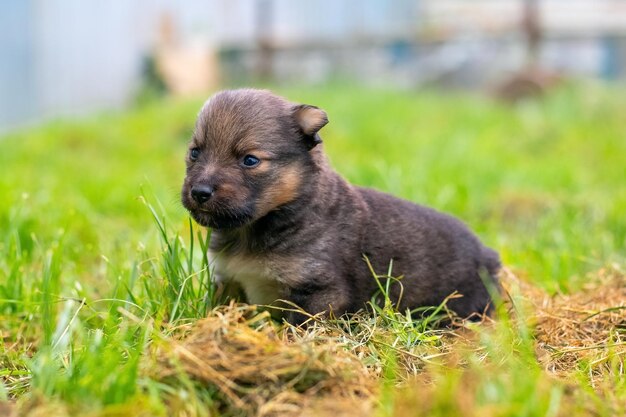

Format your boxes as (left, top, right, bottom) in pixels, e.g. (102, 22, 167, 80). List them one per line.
(293, 104, 328, 149)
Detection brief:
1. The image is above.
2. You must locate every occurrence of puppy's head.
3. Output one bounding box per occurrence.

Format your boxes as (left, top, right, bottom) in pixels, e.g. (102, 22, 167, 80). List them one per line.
(181, 89, 328, 229)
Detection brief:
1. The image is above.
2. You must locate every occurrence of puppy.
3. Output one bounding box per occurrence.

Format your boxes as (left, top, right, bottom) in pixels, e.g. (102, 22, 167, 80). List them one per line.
(181, 89, 500, 324)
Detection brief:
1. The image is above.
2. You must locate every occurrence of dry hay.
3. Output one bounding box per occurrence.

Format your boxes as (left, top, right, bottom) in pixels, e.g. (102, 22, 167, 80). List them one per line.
(0, 402, 17, 417)
(529, 267, 625, 383)
(152, 269, 625, 416)
(153, 303, 375, 416)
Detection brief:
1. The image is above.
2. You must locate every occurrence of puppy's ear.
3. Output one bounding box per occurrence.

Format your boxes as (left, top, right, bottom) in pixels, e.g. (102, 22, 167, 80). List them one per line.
(293, 104, 328, 149)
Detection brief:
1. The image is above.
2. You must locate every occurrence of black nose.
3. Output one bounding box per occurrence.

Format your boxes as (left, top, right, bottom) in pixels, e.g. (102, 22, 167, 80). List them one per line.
(191, 185, 214, 204)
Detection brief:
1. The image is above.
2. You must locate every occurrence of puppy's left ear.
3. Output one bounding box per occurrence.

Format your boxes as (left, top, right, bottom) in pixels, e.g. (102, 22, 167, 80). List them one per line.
(293, 104, 328, 149)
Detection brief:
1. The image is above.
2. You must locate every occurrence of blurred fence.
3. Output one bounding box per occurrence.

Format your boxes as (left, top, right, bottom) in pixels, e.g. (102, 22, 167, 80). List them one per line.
(1, 0, 626, 130)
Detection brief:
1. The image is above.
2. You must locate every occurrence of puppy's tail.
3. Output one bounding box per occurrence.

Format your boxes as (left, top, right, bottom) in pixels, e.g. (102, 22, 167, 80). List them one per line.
(481, 246, 501, 279)
(479, 246, 502, 314)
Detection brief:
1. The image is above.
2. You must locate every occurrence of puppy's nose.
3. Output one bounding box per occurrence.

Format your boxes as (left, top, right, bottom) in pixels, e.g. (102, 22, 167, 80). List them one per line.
(191, 185, 214, 204)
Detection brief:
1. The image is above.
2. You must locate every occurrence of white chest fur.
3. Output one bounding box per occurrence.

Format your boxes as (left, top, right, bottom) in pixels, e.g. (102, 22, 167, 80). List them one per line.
(208, 250, 283, 306)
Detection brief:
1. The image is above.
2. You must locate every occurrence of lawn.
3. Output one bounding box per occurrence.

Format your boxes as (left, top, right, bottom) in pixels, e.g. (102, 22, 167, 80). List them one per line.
(0, 83, 624, 416)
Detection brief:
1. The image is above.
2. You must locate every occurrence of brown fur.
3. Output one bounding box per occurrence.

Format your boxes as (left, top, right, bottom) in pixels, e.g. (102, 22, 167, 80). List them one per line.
(181, 89, 501, 325)
(257, 166, 302, 214)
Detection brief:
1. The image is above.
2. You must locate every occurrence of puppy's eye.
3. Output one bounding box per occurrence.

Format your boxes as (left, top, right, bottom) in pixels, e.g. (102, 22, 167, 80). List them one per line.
(242, 155, 260, 168)
(189, 148, 200, 161)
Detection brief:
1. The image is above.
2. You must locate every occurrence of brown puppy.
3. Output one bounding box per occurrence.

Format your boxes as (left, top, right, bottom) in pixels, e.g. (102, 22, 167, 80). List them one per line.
(181, 89, 500, 324)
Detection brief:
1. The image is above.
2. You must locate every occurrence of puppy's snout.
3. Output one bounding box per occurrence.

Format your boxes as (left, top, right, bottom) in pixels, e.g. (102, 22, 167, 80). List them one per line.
(191, 184, 214, 204)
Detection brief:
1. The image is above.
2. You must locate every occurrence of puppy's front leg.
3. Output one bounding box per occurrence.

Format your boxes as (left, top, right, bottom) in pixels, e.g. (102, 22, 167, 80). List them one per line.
(283, 282, 350, 326)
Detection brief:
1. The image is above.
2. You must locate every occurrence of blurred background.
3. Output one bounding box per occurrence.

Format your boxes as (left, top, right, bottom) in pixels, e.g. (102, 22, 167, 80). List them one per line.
(2, 0, 626, 131)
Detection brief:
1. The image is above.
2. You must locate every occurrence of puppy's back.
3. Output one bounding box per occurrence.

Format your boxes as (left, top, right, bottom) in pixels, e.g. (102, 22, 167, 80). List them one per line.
(356, 186, 500, 317)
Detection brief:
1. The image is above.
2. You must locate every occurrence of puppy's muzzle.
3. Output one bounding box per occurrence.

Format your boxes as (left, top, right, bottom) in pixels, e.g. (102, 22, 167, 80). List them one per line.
(191, 184, 214, 204)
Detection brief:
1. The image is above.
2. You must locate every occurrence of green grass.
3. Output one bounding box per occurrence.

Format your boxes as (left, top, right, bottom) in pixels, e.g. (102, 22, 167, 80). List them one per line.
(0, 83, 624, 416)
